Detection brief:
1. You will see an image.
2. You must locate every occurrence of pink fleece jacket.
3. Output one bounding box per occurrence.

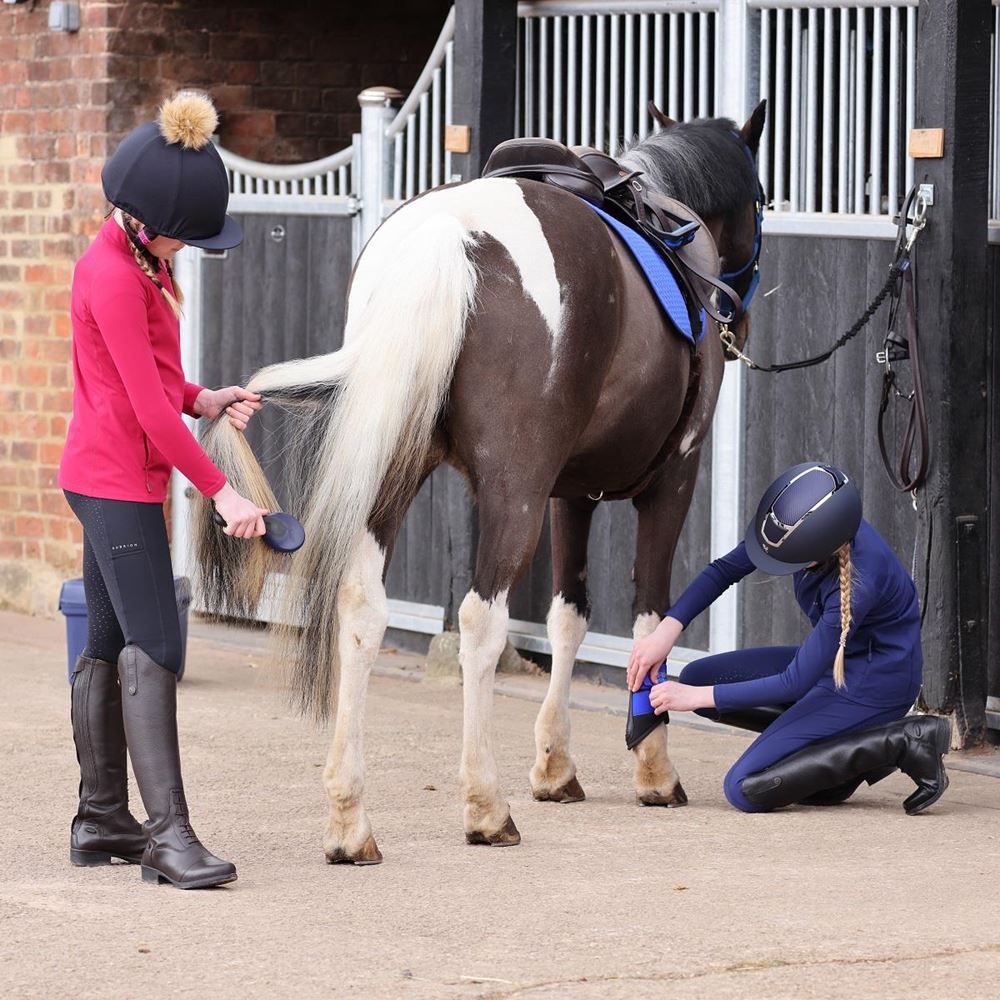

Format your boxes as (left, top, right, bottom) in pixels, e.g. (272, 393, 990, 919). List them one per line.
(59, 218, 227, 502)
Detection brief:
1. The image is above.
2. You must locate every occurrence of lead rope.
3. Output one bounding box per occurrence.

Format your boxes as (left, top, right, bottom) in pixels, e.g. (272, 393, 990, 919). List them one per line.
(721, 185, 931, 495)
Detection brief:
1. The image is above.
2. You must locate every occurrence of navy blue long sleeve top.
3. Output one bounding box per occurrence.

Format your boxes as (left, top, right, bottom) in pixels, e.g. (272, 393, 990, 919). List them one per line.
(666, 520, 923, 712)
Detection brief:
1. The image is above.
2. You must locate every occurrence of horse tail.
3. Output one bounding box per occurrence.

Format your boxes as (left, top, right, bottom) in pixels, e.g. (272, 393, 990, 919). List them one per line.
(209, 212, 478, 719)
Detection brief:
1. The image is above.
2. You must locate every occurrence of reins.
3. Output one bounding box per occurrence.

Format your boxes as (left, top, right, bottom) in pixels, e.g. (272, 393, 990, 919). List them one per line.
(721, 185, 931, 494)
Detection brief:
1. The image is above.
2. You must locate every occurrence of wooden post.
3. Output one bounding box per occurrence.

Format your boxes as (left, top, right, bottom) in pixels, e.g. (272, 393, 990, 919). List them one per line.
(451, 0, 518, 179)
(913, 0, 992, 745)
(440, 0, 517, 631)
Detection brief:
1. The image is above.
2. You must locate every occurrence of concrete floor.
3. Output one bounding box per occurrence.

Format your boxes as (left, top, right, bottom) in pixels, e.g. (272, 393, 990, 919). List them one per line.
(2, 609, 1000, 1000)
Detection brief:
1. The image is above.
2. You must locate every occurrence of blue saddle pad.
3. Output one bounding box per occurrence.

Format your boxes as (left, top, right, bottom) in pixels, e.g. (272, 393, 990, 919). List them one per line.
(586, 203, 705, 345)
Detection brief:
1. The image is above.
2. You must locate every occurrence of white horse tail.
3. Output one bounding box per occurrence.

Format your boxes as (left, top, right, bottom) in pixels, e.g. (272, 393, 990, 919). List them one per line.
(236, 212, 478, 718)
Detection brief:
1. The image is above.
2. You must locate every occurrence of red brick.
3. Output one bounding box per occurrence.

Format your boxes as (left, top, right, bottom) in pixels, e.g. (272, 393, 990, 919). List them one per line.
(47, 517, 69, 540)
(41, 492, 68, 516)
(15, 515, 44, 539)
(0, 540, 24, 560)
(24, 315, 51, 335)
(40, 442, 63, 465)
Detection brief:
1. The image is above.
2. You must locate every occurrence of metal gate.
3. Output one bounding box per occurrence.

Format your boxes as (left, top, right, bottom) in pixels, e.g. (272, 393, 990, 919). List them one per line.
(175, 1, 1000, 696)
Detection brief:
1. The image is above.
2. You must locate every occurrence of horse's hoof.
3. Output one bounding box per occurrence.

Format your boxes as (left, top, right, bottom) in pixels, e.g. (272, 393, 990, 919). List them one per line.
(532, 775, 586, 803)
(637, 781, 688, 808)
(325, 834, 383, 866)
(465, 813, 521, 847)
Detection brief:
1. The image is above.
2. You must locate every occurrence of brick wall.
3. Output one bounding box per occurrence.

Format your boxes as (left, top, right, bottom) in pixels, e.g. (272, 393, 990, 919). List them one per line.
(109, 0, 451, 163)
(0, 0, 449, 614)
(0, 0, 114, 614)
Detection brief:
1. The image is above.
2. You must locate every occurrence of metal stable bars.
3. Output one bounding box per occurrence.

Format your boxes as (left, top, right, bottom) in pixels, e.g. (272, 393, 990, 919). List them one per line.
(752, 0, 917, 220)
(386, 7, 457, 202)
(219, 145, 354, 210)
(516, 2, 719, 155)
(212, 1, 1000, 240)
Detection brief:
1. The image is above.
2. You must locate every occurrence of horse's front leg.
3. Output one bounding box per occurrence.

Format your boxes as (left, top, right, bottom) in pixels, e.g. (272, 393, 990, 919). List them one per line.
(323, 531, 389, 864)
(629, 453, 708, 808)
(530, 497, 596, 803)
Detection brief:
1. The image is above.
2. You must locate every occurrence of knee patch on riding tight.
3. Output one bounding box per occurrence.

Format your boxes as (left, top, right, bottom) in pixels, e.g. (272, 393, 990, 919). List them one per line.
(723, 765, 769, 814)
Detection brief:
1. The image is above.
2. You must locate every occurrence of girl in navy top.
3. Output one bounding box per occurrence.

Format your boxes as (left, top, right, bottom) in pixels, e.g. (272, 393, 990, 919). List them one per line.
(627, 463, 951, 814)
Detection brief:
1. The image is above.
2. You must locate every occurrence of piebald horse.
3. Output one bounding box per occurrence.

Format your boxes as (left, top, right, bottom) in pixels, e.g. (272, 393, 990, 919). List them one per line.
(196, 104, 767, 863)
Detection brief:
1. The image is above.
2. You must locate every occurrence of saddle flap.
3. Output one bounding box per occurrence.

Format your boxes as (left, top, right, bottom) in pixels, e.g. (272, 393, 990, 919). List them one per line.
(482, 138, 604, 204)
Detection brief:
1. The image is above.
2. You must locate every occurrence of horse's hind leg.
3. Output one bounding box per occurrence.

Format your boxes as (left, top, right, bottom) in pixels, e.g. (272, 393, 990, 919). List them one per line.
(322, 530, 389, 864)
(530, 497, 596, 803)
(460, 491, 549, 847)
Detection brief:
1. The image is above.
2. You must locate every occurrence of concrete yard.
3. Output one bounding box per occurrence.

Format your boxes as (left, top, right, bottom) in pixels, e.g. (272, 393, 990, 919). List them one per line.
(2, 609, 1000, 1000)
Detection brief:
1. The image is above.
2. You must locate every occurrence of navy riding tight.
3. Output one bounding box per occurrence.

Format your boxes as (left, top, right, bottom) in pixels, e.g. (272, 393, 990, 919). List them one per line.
(679, 647, 910, 812)
(64, 491, 183, 674)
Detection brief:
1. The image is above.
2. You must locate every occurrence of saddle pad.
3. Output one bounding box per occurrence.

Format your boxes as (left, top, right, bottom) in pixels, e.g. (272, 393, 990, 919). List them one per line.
(586, 202, 705, 345)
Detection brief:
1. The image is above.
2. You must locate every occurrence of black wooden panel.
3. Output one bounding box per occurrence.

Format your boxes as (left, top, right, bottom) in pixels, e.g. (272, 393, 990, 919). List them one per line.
(988, 243, 1000, 703)
(740, 234, 919, 650)
(199, 212, 351, 515)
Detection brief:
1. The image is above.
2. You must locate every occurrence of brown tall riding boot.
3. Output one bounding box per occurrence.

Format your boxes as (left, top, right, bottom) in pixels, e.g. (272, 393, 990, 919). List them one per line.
(69, 655, 147, 866)
(118, 645, 237, 889)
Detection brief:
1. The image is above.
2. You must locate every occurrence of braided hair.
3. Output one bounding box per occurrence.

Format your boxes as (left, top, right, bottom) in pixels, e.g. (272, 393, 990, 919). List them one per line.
(119, 210, 184, 320)
(833, 542, 852, 688)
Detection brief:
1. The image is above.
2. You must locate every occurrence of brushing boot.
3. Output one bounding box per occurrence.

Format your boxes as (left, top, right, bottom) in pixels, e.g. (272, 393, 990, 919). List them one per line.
(118, 645, 237, 889)
(625, 665, 669, 750)
(741, 715, 951, 814)
(69, 655, 147, 865)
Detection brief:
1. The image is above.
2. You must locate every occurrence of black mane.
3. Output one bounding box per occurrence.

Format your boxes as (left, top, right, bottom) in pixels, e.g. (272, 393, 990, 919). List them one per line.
(619, 117, 758, 220)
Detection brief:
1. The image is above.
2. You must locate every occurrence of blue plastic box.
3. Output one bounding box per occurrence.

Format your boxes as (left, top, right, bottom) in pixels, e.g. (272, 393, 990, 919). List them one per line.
(58, 576, 192, 683)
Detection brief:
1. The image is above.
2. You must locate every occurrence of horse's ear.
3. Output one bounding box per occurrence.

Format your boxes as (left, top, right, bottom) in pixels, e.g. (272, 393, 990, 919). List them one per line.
(648, 101, 677, 131)
(740, 99, 767, 154)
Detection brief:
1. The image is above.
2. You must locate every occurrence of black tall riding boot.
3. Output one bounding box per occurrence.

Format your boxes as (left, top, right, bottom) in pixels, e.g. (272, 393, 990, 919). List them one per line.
(118, 645, 237, 889)
(70, 655, 147, 865)
(741, 715, 951, 815)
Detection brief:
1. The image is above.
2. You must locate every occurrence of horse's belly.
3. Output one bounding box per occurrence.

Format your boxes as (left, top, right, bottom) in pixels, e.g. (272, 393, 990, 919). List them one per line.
(554, 277, 694, 496)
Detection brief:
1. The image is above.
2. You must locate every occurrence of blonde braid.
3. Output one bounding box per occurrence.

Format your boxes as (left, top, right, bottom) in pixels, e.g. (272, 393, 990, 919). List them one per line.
(121, 212, 183, 320)
(833, 543, 852, 688)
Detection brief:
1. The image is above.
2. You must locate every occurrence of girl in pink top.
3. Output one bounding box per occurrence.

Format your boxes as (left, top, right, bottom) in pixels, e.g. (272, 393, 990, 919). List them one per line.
(61, 92, 263, 889)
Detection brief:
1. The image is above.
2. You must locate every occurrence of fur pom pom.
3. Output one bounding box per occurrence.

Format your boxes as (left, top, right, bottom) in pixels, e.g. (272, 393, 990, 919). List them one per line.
(158, 90, 218, 150)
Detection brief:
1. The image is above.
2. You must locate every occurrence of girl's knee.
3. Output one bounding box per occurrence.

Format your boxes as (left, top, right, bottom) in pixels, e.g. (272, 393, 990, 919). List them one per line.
(723, 765, 770, 814)
(679, 660, 708, 686)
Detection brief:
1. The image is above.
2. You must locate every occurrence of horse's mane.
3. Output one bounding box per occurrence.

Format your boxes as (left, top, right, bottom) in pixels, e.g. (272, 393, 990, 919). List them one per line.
(619, 117, 758, 221)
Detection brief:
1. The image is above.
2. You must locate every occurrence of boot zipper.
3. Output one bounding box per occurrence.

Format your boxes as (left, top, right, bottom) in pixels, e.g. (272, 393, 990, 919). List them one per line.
(141, 433, 152, 494)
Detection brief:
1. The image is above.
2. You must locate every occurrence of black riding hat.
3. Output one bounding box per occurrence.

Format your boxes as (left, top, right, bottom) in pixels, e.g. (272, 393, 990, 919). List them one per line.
(745, 463, 862, 576)
(102, 91, 243, 251)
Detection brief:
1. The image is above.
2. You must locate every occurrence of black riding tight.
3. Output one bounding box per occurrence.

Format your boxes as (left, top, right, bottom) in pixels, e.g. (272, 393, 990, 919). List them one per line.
(64, 490, 183, 674)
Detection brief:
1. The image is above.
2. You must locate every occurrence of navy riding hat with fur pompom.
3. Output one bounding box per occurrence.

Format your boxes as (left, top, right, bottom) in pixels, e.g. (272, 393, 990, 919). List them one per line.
(102, 91, 243, 251)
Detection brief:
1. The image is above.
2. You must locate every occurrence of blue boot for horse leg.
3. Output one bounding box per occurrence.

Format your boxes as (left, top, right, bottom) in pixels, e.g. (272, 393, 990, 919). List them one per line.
(625, 663, 669, 750)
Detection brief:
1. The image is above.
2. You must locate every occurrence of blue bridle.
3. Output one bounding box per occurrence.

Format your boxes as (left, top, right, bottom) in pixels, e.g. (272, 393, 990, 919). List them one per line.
(718, 140, 765, 322)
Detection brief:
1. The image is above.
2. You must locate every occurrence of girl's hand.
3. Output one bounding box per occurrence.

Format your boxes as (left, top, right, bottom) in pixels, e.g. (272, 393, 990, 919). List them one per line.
(627, 616, 684, 691)
(196, 386, 263, 429)
(211, 483, 269, 539)
(650, 681, 714, 715)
